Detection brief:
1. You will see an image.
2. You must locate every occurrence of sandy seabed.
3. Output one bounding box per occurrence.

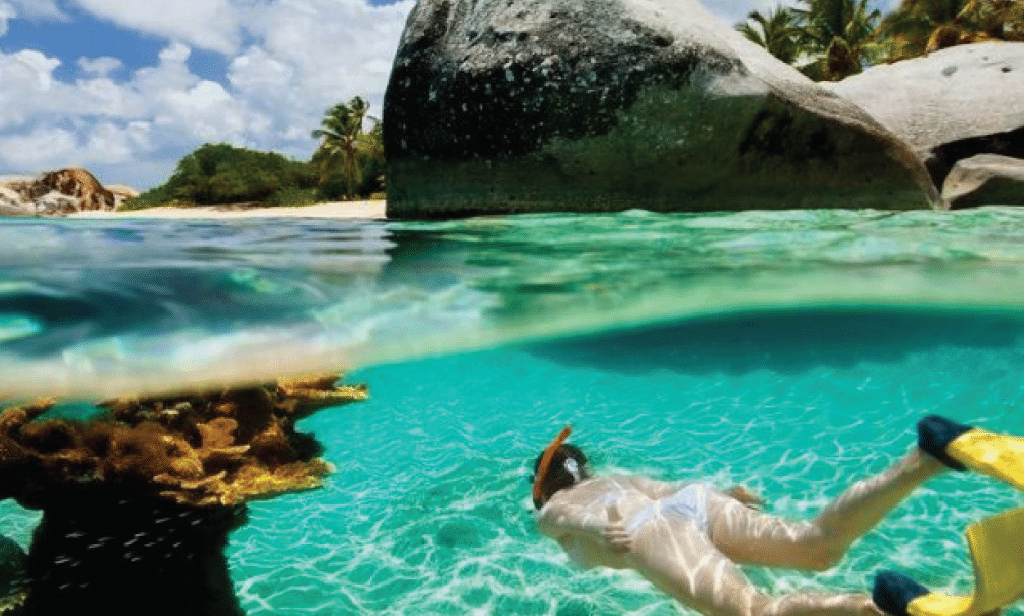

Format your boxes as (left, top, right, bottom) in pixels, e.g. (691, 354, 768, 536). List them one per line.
(71, 200, 387, 219)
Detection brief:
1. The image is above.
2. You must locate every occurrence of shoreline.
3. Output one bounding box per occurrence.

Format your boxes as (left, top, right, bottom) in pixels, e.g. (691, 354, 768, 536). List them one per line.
(70, 200, 387, 219)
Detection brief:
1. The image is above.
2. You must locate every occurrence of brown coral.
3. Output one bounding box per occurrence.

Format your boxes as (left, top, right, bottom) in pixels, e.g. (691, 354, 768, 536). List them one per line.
(0, 374, 366, 509)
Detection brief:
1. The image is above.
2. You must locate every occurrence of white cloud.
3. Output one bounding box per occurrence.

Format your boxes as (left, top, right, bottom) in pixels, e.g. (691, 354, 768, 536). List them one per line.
(0, 128, 78, 168)
(71, 0, 242, 53)
(77, 56, 124, 76)
(5, 0, 64, 19)
(0, 2, 15, 37)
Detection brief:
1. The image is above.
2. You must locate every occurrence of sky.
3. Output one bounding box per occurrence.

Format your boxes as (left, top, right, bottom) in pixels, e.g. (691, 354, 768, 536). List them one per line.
(0, 0, 813, 190)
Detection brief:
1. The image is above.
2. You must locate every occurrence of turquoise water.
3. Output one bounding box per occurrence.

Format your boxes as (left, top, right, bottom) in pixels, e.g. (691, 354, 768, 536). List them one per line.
(3, 208, 1024, 614)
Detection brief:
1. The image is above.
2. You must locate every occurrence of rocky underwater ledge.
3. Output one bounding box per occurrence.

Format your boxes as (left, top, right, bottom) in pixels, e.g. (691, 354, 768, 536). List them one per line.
(0, 375, 365, 616)
(382, 0, 1024, 217)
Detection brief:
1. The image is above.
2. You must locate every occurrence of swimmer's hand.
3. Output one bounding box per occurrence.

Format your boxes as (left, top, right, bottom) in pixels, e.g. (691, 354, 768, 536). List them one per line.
(726, 485, 766, 510)
(603, 503, 632, 553)
(602, 521, 633, 553)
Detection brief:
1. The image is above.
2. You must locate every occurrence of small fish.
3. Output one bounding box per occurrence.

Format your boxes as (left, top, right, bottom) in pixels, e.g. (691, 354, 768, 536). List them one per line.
(66, 531, 85, 539)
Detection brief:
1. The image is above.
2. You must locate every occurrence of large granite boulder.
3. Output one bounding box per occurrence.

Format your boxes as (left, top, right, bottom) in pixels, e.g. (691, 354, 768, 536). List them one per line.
(383, 0, 936, 218)
(828, 42, 1024, 192)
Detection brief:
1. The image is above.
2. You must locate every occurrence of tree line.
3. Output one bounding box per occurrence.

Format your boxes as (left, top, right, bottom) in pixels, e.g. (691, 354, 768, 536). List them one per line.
(737, 0, 1024, 81)
(124, 97, 385, 210)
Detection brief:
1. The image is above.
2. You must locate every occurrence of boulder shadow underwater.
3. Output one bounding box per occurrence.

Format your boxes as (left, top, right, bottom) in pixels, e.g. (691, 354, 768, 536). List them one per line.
(526, 308, 1024, 376)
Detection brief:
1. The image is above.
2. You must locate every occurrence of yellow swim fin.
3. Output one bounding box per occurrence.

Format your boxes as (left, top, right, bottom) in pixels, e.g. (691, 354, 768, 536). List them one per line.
(903, 508, 1024, 616)
(948, 429, 1024, 492)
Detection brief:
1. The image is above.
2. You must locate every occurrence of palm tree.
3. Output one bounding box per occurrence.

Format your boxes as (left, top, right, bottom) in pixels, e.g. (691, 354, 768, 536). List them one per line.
(311, 96, 373, 199)
(872, 0, 1024, 61)
(874, 0, 969, 60)
(737, 6, 805, 64)
(793, 0, 883, 80)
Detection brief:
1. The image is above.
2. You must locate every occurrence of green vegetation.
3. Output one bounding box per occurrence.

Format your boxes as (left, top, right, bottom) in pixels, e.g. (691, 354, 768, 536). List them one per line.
(876, 0, 1024, 61)
(122, 97, 386, 211)
(737, 0, 1024, 80)
(311, 96, 386, 200)
(737, 6, 805, 64)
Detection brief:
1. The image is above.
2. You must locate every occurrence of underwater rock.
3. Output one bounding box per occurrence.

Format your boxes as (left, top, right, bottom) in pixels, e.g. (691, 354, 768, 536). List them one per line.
(0, 168, 119, 216)
(941, 154, 1024, 209)
(383, 0, 936, 218)
(0, 535, 26, 598)
(0, 375, 366, 615)
(18, 488, 248, 616)
(828, 42, 1024, 191)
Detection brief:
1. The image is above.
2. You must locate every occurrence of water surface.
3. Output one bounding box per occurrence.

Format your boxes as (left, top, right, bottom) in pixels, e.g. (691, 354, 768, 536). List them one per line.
(2, 207, 1024, 615)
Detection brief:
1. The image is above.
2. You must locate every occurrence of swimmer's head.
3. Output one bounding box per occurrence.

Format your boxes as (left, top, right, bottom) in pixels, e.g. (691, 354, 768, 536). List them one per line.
(531, 443, 589, 510)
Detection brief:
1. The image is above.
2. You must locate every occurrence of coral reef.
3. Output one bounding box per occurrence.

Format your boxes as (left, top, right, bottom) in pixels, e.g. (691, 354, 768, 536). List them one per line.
(0, 374, 366, 615)
(0, 374, 365, 509)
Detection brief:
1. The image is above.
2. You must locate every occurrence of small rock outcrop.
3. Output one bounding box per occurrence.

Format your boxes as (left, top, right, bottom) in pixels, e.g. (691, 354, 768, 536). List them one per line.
(0, 186, 29, 216)
(0, 168, 120, 216)
(941, 154, 1024, 209)
(383, 0, 936, 218)
(828, 42, 1024, 190)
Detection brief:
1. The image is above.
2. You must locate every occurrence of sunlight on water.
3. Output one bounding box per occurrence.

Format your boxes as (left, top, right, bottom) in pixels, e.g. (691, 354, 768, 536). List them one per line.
(222, 313, 1024, 615)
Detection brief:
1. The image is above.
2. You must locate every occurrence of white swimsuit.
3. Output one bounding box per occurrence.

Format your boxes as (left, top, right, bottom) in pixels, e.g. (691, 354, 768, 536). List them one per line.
(625, 482, 711, 535)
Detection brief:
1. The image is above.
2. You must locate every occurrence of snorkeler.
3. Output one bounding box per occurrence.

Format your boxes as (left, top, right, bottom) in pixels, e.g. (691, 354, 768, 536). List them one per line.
(531, 417, 1015, 616)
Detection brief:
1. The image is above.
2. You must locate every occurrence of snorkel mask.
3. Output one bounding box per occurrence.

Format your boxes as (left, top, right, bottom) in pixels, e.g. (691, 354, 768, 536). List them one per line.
(532, 424, 573, 509)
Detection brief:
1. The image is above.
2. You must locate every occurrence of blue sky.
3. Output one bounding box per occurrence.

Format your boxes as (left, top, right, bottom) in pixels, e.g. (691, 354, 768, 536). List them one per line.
(0, 0, 798, 189)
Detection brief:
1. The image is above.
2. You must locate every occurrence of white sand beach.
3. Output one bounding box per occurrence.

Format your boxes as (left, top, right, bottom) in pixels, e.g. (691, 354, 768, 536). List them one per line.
(70, 200, 387, 219)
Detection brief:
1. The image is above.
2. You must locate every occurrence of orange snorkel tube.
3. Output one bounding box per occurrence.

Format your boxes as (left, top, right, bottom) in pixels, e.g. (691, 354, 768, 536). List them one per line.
(532, 424, 573, 508)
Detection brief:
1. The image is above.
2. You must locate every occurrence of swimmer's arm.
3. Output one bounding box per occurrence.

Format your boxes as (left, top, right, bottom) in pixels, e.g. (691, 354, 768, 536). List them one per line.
(724, 485, 766, 509)
(536, 500, 605, 540)
(538, 501, 632, 553)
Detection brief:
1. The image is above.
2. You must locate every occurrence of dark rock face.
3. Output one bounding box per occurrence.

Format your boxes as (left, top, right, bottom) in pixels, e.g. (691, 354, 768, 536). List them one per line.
(383, 0, 936, 218)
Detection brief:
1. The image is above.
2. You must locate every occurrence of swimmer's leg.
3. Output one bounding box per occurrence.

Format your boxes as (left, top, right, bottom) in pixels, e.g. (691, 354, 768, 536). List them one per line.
(627, 516, 877, 616)
(708, 448, 944, 570)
